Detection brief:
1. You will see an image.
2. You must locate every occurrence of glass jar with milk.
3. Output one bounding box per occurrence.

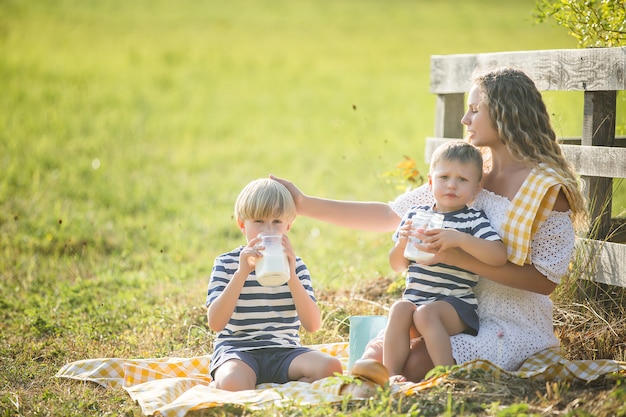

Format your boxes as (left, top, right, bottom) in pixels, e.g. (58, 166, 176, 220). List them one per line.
(255, 233, 290, 286)
(403, 211, 445, 262)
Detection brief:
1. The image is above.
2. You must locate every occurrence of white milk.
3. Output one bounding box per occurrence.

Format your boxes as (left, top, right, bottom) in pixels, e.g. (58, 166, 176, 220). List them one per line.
(255, 233, 290, 286)
(256, 253, 289, 286)
(404, 244, 436, 262)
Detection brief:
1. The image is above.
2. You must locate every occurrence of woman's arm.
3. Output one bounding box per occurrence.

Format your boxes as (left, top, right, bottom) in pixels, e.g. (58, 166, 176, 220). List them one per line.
(271, 175, 401, 232)
(466, 239, 507, 267)
(430, 205, 576, 295)
(428, 229, 508, 267)
(433, 248, 557, 295)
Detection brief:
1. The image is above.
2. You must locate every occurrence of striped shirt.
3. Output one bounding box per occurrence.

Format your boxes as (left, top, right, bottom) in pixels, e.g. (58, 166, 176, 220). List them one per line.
(394, 205, 502, 307)
(206, 246, 315, 356)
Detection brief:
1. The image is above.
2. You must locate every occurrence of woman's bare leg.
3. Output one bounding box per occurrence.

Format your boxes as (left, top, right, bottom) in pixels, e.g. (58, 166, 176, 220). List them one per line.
(361, 337, 383, 362)
(401, 337, 435, 382)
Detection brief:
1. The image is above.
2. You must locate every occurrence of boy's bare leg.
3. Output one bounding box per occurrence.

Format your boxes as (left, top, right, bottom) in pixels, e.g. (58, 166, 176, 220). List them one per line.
(383, 300, 417, 382)
(413, 301, 466, 367)
(212, 359, 257, 391)
(288, 350, 343, 382)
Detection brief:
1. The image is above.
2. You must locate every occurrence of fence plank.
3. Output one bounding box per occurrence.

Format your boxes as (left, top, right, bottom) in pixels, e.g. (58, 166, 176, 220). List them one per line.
(430, 47, 626, 94)
(576, 239, 626, 287)
(426, 138, 626, 180)
(424, 137, 455, 163)
(560, 145, 626, 179)
(435, 93, 464, 138)
(582, 90, 618, 239)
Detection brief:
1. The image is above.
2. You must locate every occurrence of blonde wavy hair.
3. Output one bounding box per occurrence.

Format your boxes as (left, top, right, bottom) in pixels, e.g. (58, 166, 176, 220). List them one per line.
(474, 67, 588, 231)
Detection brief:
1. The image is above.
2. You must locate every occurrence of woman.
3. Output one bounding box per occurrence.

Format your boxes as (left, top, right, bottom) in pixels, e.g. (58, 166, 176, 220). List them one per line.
(272, 67, 588, 382)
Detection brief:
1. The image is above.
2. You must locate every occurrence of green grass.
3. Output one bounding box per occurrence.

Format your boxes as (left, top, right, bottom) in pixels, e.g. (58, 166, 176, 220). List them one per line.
(1, 1, 625, 416)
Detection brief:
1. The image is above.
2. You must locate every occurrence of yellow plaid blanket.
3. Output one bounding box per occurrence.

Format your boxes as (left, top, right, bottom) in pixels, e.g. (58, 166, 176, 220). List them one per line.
(500, 165, 574, 265)
(56, 342, 625, 417)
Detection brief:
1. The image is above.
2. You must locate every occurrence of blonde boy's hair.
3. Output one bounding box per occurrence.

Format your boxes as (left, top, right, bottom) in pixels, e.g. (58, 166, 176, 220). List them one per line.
(430, 141, 483, 181)
(234, 178, 297, 222)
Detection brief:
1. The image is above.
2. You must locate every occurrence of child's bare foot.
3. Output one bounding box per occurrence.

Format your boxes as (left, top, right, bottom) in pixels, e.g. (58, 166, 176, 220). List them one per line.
(389, 374, 407, 384)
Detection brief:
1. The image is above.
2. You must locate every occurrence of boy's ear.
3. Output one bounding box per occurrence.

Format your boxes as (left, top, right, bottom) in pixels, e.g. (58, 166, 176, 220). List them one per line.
(237, 218, 245, 232)
(466, 183, 481, 206)
(427, 174, 433, 189)
(471, 180, 483, 199)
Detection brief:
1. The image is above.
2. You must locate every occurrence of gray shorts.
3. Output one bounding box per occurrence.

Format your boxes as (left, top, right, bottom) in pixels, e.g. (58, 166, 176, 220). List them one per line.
(210, 346, 312, 384)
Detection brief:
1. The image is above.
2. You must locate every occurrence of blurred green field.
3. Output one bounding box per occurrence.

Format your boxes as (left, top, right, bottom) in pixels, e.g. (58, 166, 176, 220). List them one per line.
(3, 0, 611, 290)
(1, 1, 624, 415)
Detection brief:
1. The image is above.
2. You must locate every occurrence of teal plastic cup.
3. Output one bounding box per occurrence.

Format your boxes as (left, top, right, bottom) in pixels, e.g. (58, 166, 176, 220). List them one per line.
(347, 315, 387, 370)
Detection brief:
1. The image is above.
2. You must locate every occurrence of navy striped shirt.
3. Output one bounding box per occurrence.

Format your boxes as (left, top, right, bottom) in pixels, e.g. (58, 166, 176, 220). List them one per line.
(206, 246, 315, 356)
(394, 205, 502, 307)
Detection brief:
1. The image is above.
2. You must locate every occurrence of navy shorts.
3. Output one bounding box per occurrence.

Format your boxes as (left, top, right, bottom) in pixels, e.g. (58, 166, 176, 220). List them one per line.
(440, 296, 479, 335)
(210, 347, 312, 384)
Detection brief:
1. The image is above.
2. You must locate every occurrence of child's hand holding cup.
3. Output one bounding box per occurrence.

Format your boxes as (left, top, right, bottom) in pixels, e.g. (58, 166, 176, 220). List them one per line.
(404, 211, 445, 261)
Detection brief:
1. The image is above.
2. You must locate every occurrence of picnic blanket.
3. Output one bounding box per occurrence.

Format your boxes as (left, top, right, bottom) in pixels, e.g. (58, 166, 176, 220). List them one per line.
(56, 342, 626, 417)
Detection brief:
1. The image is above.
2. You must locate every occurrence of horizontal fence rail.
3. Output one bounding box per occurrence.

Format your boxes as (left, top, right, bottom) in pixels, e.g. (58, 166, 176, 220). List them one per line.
(430, 47, 626, 94)
(425, 138, 626, 180)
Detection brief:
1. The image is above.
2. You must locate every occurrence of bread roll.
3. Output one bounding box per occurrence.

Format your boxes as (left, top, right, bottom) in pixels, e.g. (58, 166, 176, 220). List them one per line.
(349, 359, 389, 386)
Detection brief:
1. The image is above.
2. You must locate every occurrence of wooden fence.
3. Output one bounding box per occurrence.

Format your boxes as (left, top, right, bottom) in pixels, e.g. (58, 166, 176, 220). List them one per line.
(424, 47, 626, 288)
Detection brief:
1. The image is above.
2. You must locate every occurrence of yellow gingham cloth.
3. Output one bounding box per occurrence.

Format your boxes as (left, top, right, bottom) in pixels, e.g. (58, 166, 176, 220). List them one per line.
(403, 348, 626, 395)
(56, 342, 625, 417)
(501, 165, 574, 265)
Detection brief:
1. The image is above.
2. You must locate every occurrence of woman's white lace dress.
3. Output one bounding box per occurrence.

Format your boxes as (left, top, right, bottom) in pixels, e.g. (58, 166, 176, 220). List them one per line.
(389, 186, 575, 371)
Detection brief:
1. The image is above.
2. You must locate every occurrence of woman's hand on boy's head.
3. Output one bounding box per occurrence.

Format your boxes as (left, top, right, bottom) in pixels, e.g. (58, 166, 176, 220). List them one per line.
(270, 175, 305, 209)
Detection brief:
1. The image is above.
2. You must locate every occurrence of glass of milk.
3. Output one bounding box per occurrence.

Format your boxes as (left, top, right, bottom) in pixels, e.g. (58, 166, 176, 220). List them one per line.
(404, 211, 445, 262)
(255, 233, 290, 286)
